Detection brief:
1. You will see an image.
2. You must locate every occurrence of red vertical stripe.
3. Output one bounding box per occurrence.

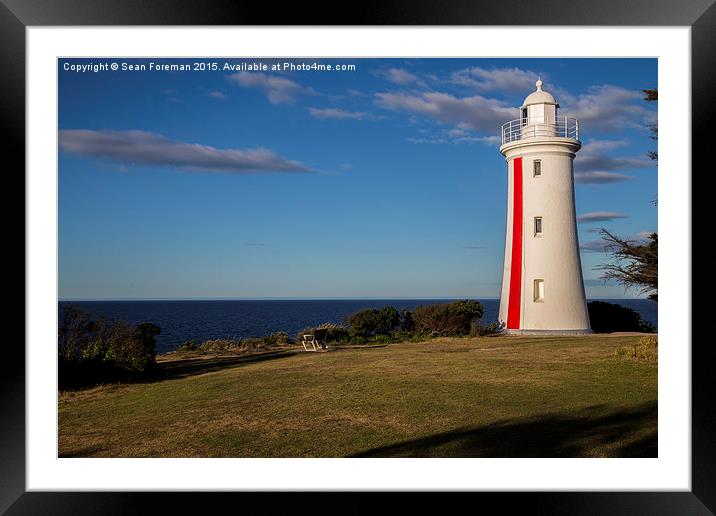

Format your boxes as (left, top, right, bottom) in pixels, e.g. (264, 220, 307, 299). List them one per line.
(507, 157, 523, 329)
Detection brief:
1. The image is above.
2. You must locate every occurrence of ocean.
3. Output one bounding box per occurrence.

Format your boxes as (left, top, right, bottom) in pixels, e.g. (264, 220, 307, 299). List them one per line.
(58, 299, 658, 353)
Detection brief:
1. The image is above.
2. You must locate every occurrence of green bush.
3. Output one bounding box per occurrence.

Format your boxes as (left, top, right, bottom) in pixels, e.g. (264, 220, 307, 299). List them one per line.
(58, 307, 160, 389)
(198, 338, 242, 352)
(198, 333, 290, 354)
(400, 308, 415, 333)
(412, 300, 484, 337)
(263, 331, 291, 346)
(177, 339, 199, 352)
(295, 323, 350, 345)
(588, 301, 655, 333)
(240, 337, 266, 353)
(346, 306, 401, 336)
(470, 320, 506, 337)
(104, 321, 159, 374)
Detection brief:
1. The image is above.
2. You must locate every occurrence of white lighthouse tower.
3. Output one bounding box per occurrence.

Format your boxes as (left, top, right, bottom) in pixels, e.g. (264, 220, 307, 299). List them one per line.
(497, 79, 591, 334)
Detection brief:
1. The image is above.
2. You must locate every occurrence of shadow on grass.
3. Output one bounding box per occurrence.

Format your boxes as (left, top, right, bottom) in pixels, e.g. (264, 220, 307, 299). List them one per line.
(59, 446, 108, 458)
(349, 402, 657, 458)
(60, 349, 304, 391)
(156, 349, 300, 381)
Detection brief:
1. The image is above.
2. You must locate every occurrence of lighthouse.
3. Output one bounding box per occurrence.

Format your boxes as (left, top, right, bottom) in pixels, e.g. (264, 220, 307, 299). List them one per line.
(497, 79, 591, 334)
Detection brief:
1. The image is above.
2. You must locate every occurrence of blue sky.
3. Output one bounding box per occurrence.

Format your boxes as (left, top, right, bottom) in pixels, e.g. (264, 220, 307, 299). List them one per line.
(58, 58, 657, 300)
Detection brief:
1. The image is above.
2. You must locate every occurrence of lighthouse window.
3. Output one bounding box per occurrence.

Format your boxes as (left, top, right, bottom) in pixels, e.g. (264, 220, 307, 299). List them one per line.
(521, 107, 528, 126)
(533, 160, 542, 176)
(534, 279, 545, 302)
(534, 217, 543, 236)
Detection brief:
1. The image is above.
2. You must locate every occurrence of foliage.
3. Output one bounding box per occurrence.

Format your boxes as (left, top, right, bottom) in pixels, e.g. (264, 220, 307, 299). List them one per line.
(615, 335, 658, 360)
(315, 323, 351, 342)
(346, 306, 401, 337)
(411, 300, 485, 337)
(295, 323, 350, 345)
(587, 301, 655, 333)
(199, 338, 258, 353)
(263, 332, 291, 346)
(177, 339, 199, 352)
(58, 306, 96, 362)
(643, 88, 658, 161)
(296, 315, 429, 346)
(198, 339, 241, 352)
(595, 88, 658, 299)
(198, 332, 293, 353)
(596, 230, 658, 301)
(470, 320, 506, 337)
(105, 321, 159, 373)
(239, 338, 268, 353)
(58, 307, 160, 389)
(400, 308, 415, 332)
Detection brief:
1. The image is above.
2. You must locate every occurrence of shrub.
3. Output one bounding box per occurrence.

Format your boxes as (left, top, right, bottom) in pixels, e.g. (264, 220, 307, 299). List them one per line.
(295, 323, 350, 345)
(240, 337, 266, 353)
(588, 301, 655, 333)
(177, 339, 199, 352)
(198, 333, 290, 354)
(400, 308, 415, 332)
(346, 306, 401, 337)
(263, 332, 291, 346)
(470, 320, 506, 337)
(58, 308, 160, 389)
(315, 323, 350, 342)
(58, 306, 96, 362)
(199, 339, 242, 352)
(103, 321, 159, 374)
(615, 335, 658, 360)
(412, 300, 485, 337)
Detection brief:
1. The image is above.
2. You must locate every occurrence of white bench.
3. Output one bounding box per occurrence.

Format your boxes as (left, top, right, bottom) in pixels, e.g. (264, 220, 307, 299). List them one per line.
(301, 334, 326, 352)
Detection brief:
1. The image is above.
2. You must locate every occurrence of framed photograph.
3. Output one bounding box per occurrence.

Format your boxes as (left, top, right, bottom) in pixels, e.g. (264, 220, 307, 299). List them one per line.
(7, 0, 711, 513)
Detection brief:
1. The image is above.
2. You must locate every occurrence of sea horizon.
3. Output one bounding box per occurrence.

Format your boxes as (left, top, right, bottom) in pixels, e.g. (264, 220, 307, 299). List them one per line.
(59, 296, 652, 302)
(59, 297, 657, 353)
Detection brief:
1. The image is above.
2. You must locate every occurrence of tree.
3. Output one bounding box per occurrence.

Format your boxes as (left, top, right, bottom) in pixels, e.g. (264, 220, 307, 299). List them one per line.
(346, 306, 401, 336)
(597, 229, 658, 301)
(411, 300, 484, 337)
(588, 300, 655, 333)
(643, 89, 658, 206)
(595, 88, 658, 300)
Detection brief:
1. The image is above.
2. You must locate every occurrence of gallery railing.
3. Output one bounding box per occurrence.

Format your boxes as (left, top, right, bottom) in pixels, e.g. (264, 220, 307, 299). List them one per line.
(501, 116, 579, 145)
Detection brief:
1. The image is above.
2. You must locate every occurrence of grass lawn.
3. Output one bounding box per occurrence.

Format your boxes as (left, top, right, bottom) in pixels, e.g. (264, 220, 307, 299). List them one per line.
(58, 335, 657, 458)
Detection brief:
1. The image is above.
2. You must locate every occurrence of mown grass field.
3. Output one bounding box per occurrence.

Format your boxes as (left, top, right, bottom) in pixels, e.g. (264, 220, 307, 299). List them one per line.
(58, 335, 657, 458)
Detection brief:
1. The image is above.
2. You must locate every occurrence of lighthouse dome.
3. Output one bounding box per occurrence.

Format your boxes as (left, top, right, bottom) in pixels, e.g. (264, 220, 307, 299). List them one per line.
(521, 78, 559, 108)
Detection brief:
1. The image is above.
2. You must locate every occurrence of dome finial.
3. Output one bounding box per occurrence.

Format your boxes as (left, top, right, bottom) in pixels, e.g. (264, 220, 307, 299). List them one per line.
(536, 77, 543, 91)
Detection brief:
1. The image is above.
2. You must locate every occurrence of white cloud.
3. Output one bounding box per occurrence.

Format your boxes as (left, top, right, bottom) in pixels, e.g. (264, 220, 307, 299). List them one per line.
(227, 72, 304, 104)
(560, 85, 655, 130)
(408, 133, 500, 146)
(573, 139, 653, 184)
(576, 139, 653, 172)
(451, 66, 539, 93)
(375, 91, 514, 133)
(383, 68, 421, 86)
(208, 91, 227, 99)
(308, 107, 371, 120)
(59, 129, 314, 174)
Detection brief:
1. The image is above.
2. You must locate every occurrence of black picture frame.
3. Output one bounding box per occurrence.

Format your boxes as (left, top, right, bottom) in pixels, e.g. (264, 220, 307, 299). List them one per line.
(5, 0, 710, 513)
